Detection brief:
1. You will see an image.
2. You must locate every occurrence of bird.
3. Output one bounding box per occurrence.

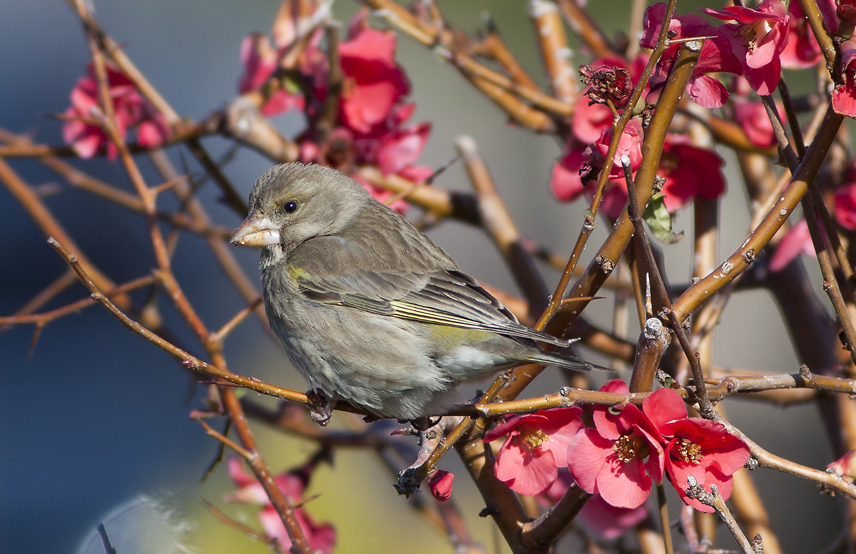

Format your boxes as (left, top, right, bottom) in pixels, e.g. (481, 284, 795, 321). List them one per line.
(231, 163, 593, 424)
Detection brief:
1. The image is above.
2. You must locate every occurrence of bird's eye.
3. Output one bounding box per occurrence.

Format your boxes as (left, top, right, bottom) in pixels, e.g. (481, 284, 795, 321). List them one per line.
(282, 200, 299, 214)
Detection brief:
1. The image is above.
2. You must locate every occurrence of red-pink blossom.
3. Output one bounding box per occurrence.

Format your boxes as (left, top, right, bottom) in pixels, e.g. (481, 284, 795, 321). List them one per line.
(657, 139, 726, 212)
(62, 63, 170, 159)
(732, 100, 777, 147)
(703, 0, 790, 96)
(427, 470, 455, 501)
(643, 389, 751, 513)
(225, 457, 336, 553)
(769, 219, 814, 271)
(566, 380, 664, 509)
(372, 122, 431, 176)
(572, 98, 614, 145)
(579, 62, 633, 108)
(827, 450, 856, 480)
(485, 407, 583, 496)
(550, 147, 589, 203)
(836, 183, 856, 230)
(838, 0, 856, 26)
(641, 3, 743, 108)
(781, 1, 823, 69)
(549, 118, 642, 213)
(238, 33, 306, 116)
(338, 23, 411, 133)
(584, 118, 644, 183)
(832, 39, 856, 118)
(540, 470, 648, 539)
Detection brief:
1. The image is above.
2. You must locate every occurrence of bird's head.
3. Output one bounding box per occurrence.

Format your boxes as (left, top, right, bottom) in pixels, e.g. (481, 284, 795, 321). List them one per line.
(231, 163, 369, 253)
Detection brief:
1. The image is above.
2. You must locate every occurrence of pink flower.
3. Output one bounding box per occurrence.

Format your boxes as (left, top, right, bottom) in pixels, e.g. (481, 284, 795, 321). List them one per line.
(641, 3, 743, 108)
(579, 61, 633, 108)
(372, 122, 431, 176)
(838, 0, 856, 26)
(238, 33, 305, 116)
(732, 100, 777, 147)
(541, 471, 648, 539)
(225, 457, 336, 553)
(657, 139, 726, 212)
(62, 62, 170, 159)
(769, 219, 814, 271)
(338, 22, 411, 133)
(427, 470, 455, 501)
(572, 98, 614, 145)
(553, 134, 724, 218)
(832, 39, 856, 119)
(827, 450, 856, 481)
(836, 183, 856, 230)
(566, 380, 664, 509)
(550, 147, 589, 203)
(703, 0, 790, 96)
(485, 407, 584, 496)
(643, 389, 751, 513)
(781, 1, 823, 69)
(583, 118, 644, 183)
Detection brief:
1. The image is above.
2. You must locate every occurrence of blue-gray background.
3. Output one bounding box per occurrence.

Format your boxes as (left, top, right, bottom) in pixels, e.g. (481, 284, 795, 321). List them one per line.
(0, 1, 845, 552)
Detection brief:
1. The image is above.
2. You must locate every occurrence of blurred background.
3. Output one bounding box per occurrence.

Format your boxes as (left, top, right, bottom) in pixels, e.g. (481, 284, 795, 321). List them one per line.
(0, 1, 847, 552)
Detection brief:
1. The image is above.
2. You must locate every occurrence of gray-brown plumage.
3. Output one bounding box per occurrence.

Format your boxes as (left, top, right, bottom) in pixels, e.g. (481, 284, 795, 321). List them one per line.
(231, 163, 592, 423)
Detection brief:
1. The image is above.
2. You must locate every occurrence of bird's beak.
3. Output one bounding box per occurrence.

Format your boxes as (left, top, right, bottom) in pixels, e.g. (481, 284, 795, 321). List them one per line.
(230, 213, 281, 248)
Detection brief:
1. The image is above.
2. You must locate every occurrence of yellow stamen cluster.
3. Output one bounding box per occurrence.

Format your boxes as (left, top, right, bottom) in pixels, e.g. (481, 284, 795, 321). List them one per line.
(520, 425, 549, 450)
(676, 438, 704, 464)
(612, 434, 644, 463)
(735, 19, 773, 53)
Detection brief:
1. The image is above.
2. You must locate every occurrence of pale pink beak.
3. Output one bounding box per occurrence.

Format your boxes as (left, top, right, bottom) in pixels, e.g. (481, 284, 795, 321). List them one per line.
(230, 213, 281, 248)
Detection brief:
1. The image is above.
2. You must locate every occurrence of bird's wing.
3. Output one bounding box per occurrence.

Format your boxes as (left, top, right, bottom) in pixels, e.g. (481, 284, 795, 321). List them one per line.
(287, 236, 568, 347)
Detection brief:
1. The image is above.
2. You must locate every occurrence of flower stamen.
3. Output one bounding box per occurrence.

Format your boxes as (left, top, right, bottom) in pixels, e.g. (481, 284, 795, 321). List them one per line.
(613, 433, 644, 463)
(519, 425, 549, 450)
(676, 438, 704, 464)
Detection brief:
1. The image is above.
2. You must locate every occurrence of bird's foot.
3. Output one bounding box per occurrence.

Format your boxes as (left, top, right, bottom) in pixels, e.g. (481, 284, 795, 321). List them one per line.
(306, 390, 336, 426)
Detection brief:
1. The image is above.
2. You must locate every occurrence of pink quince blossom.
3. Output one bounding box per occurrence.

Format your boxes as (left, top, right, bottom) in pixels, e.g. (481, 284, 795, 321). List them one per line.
(657, 138, 727, 213)
(836, 183, 856, 230)
(225, 457, 336, 553)
(550, 118, 643, 215)
(541, 471, 649, 539)
(703, 0, 790, 96)
(62, 62, 170, 159)
(566, 380, 665, 509)
(338, 17, 411, 134)
(584, 118, 645, 184)
(643, 389, 751, 513)
(427, 469, 455, 501)
(641, 3, 743, 108)
(236, 0, 328, 116)
(832, 39, 856, 119)
(732, 100, 777, 148)
(485, 407, 584, 496)
(768, 219, 814, 271)
(553, 134, 724, 218)
(827, 450, 856, 481)
(238, 33, 306, 116)
(781, 1, 823, 69)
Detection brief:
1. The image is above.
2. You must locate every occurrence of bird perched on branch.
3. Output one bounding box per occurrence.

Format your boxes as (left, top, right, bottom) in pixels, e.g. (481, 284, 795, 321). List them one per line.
(231, 163, 592, 424)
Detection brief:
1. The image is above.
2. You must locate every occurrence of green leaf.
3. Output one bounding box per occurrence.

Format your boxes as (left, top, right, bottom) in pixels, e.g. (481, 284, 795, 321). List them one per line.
(642, 193, 684, 244)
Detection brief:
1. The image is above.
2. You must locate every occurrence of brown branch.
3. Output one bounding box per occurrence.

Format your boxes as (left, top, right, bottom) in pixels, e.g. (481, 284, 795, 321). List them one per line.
(545, 24, 698, 343)
(673, 105, 844, 322)
(798, 0, 837, 70)
(556, 0, 620, 59)
(529, 0, 576, 105)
